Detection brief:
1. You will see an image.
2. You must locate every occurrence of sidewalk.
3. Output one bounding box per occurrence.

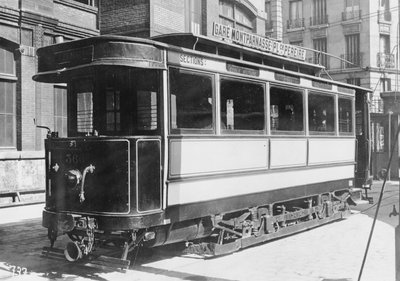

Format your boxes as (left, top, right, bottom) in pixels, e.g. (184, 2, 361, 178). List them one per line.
(0, 203, 44, 224)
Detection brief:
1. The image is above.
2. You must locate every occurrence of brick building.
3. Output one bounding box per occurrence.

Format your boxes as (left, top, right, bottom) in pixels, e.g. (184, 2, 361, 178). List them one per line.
(0, 0, 98, 198)
(99, 0, 268, 39)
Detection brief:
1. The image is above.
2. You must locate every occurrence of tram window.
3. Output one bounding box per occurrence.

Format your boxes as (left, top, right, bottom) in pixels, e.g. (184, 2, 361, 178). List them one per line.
(338, 98, 353, 134)
(132, 69, 160, 132)
(220, 79, 265, 132)
(308, 92, 335, 134)
(72, 79, 93, 135)
(169, 68, 213, 132)
(106, 88, 120, 132)
(270, 86, 304, 133)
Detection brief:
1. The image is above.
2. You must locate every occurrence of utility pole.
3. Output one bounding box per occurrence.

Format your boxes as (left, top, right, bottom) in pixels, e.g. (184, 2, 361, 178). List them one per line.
(396, 0, 400, 279)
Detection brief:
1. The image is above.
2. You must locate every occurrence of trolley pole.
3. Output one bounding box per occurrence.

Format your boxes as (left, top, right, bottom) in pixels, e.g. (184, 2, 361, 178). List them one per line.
(396, 0, 400, 276)
(397, 180, 400, 281)
(397, 2, 400, 278)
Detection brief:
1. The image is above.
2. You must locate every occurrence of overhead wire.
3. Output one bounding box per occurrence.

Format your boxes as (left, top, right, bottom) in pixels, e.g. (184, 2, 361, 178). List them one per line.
(279, 6, 399, 73)
(282, 6, 399, 42)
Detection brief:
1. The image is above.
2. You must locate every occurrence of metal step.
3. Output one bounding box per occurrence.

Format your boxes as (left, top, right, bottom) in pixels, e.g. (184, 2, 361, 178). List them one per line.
(349, 188, 371, 205)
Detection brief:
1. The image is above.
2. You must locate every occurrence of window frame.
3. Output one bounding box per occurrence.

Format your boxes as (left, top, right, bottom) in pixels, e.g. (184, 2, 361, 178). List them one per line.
(269, 84, 305, 135)
(219, 76, 266, 135)
(0, 44, 17, 149)
(68, 77, 95, 136)
(338, 95, 355, 136)
(0, 79, 16, 148)
(308, 90, 336, 136)
(54, 86, 68, 137)
(218, 0, 255, 32)
(168, 67, 215, 135)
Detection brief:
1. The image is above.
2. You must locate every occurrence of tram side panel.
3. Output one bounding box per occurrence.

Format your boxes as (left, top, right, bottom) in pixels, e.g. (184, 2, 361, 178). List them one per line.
(166, 136, 356, 222)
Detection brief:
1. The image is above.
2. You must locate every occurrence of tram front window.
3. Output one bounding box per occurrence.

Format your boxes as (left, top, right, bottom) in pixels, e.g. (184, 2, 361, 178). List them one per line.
(169, 68, 213, 132)
(68, 68, 161, 137)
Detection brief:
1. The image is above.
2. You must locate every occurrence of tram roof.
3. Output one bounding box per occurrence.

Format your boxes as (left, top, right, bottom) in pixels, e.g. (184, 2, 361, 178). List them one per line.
(151, 33, 323, 75)
(33, 33, 372, 94)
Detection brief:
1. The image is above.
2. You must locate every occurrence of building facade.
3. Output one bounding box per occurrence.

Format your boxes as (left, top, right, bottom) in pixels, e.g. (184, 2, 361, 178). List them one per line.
(0, 0, 99, 199)
(278, 0, 399, 179)
(2, 0, 396, 195)
(280, 0, 398, 112)
(99, 0, 270, 39)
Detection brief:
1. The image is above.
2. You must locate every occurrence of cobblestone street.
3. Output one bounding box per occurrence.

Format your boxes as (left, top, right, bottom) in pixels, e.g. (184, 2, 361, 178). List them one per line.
(0, 201, 395, 281)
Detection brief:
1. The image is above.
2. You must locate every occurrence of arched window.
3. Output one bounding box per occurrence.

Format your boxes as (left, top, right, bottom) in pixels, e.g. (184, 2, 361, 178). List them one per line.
(219, 0, 256, 33)
(0, 44, 16, 148)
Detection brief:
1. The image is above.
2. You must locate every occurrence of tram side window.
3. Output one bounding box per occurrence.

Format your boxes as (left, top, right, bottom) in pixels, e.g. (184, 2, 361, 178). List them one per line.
(338, 98, 353, 134)
(270, 86, 304, 133)
(169, 68, 213, 132)
(220, 79, 265, 132)
(308, 92, 335, 134)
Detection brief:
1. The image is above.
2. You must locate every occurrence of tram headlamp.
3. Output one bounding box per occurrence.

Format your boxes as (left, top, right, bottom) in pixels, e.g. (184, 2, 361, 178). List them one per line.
(144, 231, 156, 241)
(64, 169, 82, 188)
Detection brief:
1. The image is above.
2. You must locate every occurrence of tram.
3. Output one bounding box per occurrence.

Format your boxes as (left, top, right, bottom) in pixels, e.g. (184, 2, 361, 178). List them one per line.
(34, 24, 372, 268)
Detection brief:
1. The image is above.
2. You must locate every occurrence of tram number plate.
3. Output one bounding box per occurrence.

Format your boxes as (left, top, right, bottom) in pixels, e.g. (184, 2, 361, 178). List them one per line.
(64, 153, 82, 164)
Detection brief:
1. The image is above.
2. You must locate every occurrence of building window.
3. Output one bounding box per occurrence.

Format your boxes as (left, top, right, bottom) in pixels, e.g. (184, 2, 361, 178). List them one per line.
(343, 34, 361, 68)
(0, 45, 16, 148)
(288, 0, 304, 29)
(380, 34, 390, 54)
(312, 0, 328, 25)
(186, 0, 202, 34)
(377, 35, 394, 68)
(220, 79, 265, 133)
(343, 0, 360, 20)
(379, 0, 391, 22)
(380, 78, 391, 92)
(265, 1, 273, 31)
(43, 34, 54, 47)
(313, 38, 328, 68)
(0, 47, 15, 75)
(54, 87, 67, 137)
(71, 0, 98, 7)
(346, 78, 361, 86)
(21, 29, 33, 47)
(345, 0, 360, 12)
(219, 0, 255, 33)
(0, 80, 16, 148)
(291, 41, 303, 46)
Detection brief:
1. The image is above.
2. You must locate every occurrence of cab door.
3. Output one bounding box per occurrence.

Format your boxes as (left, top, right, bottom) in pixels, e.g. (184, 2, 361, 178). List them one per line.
(355, 90, 372, 187)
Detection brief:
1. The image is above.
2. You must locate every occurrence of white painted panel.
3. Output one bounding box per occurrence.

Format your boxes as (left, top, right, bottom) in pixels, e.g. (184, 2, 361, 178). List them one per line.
(170, 139, 268, 176)
(270, 139, 307, 168)
(309, 138, 355, 165)
(259, 69, 274, 80)
(168, 165, 355, 206)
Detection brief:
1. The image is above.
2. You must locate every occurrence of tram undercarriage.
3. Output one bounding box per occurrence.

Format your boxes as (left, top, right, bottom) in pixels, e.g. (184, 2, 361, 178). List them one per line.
(42, 188, 362, 270)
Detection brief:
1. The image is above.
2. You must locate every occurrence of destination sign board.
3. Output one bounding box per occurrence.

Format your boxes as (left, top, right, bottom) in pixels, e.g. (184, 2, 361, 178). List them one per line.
(212, 22, 306, 61)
